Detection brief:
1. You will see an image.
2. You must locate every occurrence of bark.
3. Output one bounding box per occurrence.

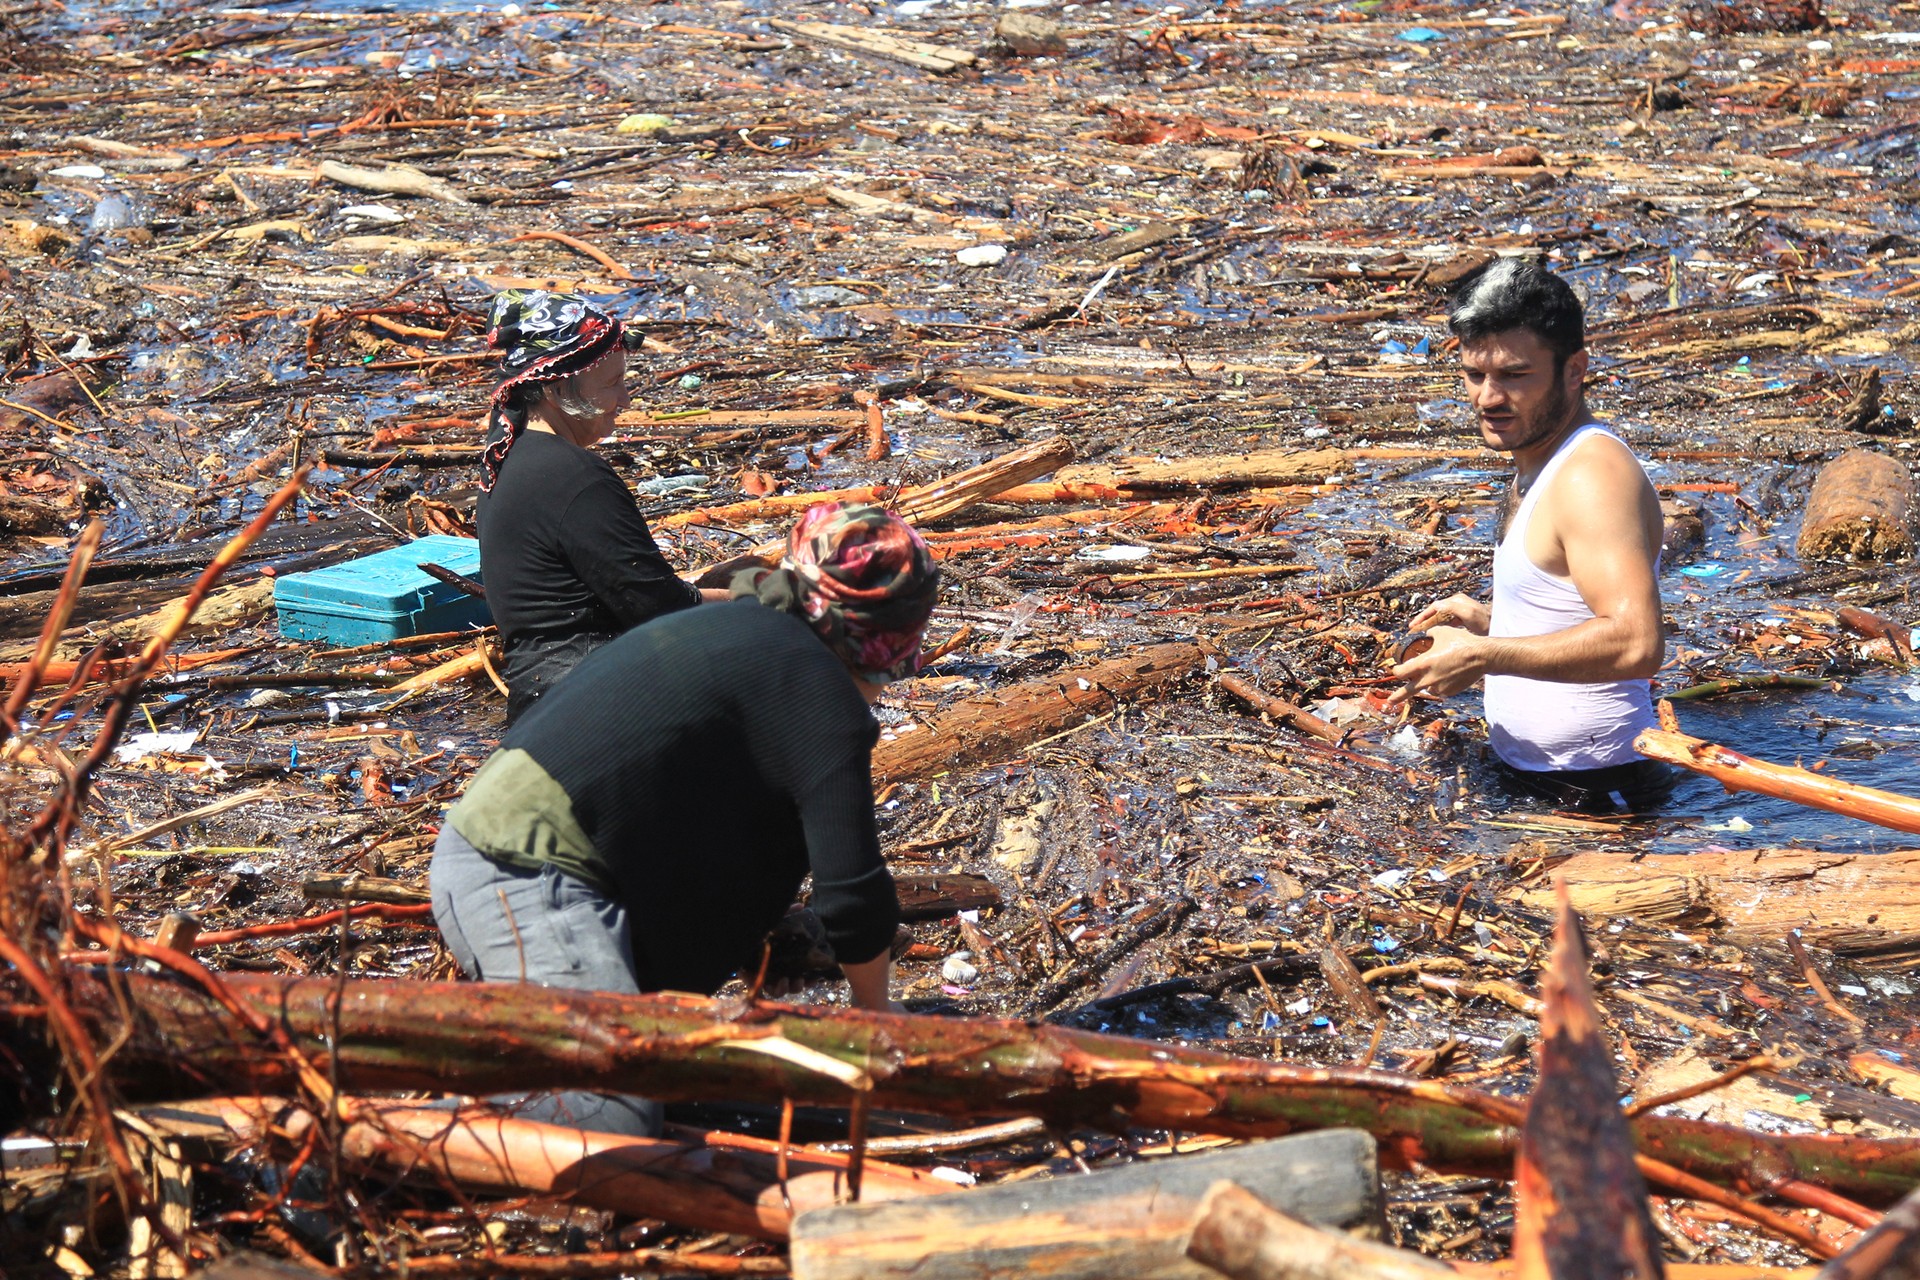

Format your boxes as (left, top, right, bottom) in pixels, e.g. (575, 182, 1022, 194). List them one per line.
(1635, 727, 1920, 838)
(1836, 605, 1913, 662)
(0, 367, 116, 433)
(1511, 888, 1665, 1280)
(1184, 1181, 1450, 1280)
(1796, 449, 1913, 562)
(1514, 848, 1920, 961)
(144, 1097, 946, 1242)
(17, 970, 1920, 1207)
(871, 641, 1208, 786)
(790, 1130, 1379, 1280)
(994, 12, 1069, 56)
(1052, 447, 1345, 493)
(1813, 1181, 1920, 1279)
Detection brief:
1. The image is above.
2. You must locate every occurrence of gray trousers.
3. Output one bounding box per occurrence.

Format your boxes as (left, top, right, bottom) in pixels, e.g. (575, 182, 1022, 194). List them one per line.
(429, 823, 662, 1137)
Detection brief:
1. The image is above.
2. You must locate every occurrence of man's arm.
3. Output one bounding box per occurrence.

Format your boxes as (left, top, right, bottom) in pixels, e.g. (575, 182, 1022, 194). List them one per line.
(1391, 444, 1663, 700)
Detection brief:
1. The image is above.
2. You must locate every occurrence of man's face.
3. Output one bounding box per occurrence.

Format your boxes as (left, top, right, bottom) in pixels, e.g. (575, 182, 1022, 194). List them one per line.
(569, 348, 631, 444)
(1459, 329, 1586, 456)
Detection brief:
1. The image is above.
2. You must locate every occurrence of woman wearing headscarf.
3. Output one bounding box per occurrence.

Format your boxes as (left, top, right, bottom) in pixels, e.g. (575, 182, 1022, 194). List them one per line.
(429, 502, 940, 1136)
(477, 289, 717, 723)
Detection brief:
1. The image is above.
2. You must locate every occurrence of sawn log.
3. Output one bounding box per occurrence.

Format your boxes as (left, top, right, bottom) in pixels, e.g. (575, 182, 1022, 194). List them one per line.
(1053, 447, 1345, 493)
(1513, 847, 1920, 961)
(789, 1130, 1379, 1280)
(1796, 448, 1914, 562)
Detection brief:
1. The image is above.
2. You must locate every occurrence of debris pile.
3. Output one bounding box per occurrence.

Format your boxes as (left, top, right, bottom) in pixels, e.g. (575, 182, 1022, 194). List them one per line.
(5, 0, 1920, 1273)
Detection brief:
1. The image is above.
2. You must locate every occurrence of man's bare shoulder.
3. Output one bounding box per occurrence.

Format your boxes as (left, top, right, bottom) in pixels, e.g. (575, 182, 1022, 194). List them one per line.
(1555, 428, 1656, 497)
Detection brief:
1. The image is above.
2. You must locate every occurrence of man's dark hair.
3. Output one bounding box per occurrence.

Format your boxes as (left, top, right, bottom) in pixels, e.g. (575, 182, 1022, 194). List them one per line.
(1446, 257, 1585, 365)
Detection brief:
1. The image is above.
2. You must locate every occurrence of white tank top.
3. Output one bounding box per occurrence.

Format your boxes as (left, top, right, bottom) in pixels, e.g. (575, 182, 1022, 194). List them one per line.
(1481, 424, 1658, 772)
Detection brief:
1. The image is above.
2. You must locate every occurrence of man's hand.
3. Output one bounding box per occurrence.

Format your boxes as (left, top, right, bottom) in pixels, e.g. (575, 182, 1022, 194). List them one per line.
(1387, 625, 1487, 708)
(1408, 593, 1491, 636)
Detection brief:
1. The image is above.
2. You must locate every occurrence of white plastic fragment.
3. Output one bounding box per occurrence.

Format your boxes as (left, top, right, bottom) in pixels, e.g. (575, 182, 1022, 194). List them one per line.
(955, 244, 1008, 267)
(114, 731, 200, 763)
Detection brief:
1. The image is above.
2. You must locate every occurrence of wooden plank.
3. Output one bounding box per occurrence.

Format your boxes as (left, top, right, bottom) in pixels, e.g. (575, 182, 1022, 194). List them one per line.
(767, 20, 975, 73)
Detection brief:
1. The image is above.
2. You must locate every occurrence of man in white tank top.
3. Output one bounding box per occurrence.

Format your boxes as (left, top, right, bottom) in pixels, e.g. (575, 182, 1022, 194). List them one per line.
(1387, 259, 1675, 811)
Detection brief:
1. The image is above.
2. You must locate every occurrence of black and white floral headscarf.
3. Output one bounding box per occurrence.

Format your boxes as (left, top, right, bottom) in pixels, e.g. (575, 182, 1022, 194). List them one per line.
(480, 290, 624, 490)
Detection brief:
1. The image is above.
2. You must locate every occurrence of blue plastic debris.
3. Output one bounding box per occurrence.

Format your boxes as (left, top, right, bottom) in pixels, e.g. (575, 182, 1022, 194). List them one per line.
(1679, 564, 1725, 579)
(1398, 26, 1444, 40)
(1380, 339, 1409, 355)
(1372, 934, 1401, 954)
(1411, 336, 1431, 356)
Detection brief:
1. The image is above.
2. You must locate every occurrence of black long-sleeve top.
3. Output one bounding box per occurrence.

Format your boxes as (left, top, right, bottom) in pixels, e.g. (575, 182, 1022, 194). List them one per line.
(449, 599, 900, 995)
(476, 431, 700, 721)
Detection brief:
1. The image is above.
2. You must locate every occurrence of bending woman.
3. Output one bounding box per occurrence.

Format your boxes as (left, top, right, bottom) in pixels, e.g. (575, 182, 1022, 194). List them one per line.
(430, 502, 940, 1135)
(477, 290, 716, 722)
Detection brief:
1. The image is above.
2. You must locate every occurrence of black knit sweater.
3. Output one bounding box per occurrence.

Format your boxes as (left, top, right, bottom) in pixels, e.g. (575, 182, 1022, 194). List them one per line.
(495, 599, 900, 995)
(477, 431, 700, 721)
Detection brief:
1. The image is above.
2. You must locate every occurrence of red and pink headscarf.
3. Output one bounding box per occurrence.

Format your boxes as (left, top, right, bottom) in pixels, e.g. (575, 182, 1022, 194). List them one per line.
(732, 503, 941, 683)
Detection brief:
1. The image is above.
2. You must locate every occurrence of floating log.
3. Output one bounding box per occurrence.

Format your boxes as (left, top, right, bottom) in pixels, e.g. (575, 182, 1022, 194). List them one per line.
(789, 1130, 1380, 1280)
(20, 968, 1920, 1207)
(871, 641, 1207, 786)
(1796, 448, 1913, 562)
(1514, 848, 1920, 961)
(1184, 1181, 1449, 1280)
(145, 1097, 946, 1242)
(1635, 727, 1920, 837)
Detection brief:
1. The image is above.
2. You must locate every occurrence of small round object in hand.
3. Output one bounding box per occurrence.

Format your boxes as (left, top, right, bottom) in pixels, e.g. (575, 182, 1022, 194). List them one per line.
(1388, 632, 1434, 666)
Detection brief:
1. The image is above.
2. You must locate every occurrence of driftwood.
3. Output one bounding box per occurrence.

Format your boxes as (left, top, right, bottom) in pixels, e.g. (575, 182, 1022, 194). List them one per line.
(1635, 727, 1920, 838)
(1053, 447, 1345, 493)
(298, 871, 997, 917)
(789, 1130, 1379, 1280)
(316, 159, 473, 206)
(1515, 848, 1920, 960)
(1814, 1181, 1920, 1279)
(1796, 448, 1913, 562)
(1511, 888, 1665, 1279)
(0, 366, 116, 433)
(766, 19, 974, 73)
(20, 969, 1920, 1207)
(145, 1097, 945, 1242)
(871, 641, 1208, 786)
(1184, 1181, 1449, 1280)
(665, 437, 1074, 541)
(1217, 673, 1343, 744)
(995, 11, 1068, 57)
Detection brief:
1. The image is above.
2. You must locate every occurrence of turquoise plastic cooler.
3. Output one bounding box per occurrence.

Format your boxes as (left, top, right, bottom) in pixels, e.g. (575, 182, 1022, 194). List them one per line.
(274, 535, 490, 644)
